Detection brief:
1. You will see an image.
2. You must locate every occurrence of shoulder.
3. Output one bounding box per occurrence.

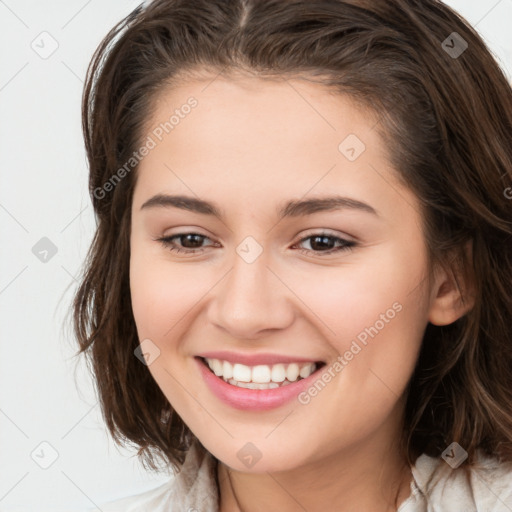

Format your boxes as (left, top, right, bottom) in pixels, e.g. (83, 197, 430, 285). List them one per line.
(97, 479, 175, 512)
(403, 449, 512, 511)
(94, 441, 219, 512)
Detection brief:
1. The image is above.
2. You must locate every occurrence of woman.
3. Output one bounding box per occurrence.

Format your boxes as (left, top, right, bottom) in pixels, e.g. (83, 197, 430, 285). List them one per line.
(74, 0, 512, 510)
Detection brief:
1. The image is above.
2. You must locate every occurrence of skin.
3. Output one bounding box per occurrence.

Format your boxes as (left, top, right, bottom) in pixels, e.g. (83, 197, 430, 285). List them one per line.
(129, 72, 472, 512)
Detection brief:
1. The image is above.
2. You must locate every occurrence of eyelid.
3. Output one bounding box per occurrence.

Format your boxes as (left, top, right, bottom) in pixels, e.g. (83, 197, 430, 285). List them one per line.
(155, 229, 357, 257)
(158, 225, 213, 238)
(155, 227, 354, 245)
(292, 231, 356, 255)
(293, 228, 356, 243)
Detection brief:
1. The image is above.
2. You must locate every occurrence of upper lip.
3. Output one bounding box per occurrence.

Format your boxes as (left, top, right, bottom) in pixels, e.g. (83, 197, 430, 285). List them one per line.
(196, 351, 324, 366)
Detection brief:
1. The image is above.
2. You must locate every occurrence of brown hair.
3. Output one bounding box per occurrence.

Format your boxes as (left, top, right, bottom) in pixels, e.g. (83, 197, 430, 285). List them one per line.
(73, 0, 512, 480)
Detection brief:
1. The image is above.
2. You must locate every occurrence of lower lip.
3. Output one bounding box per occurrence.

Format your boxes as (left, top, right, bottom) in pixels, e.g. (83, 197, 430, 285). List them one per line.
(195, 357, 324, 411)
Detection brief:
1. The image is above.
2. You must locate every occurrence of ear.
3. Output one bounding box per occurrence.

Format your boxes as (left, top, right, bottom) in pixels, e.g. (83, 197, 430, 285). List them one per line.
(428, 241, 475, 326)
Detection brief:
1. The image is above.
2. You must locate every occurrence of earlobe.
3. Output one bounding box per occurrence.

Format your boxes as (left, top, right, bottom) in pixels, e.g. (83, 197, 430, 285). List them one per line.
(427, 242, 475, 326)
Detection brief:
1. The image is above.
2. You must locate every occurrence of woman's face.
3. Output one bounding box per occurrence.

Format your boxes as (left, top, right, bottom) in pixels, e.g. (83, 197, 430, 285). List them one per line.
(129, 74, 437, 472)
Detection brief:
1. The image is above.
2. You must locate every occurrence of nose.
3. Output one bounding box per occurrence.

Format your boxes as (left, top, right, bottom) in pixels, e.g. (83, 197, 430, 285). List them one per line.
(207, 250, 294, 340)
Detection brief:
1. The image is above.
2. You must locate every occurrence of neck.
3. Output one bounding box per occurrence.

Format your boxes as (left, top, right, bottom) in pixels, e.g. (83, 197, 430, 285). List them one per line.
(217, 422, 413, 512)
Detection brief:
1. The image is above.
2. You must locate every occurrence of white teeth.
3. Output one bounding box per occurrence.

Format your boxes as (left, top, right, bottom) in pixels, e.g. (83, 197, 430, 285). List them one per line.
(286, 363, 299, 382)
(204, 358, 318, 386)
(252, 365, 271, 383)
(233, 363, 252, 382)
(300, 363, 315, 378)
(271, 364, 286, 382)
(222, 360, 233, 379)
(228, 379, 280, 389)
(211, 359, 223, 376)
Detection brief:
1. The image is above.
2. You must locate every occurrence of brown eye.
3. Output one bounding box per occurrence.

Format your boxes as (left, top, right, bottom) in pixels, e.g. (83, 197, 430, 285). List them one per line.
(156, 233, 215, 254)
(294, 233, 356, 256)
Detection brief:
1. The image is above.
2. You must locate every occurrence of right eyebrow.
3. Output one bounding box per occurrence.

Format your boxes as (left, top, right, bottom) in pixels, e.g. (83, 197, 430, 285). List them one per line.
(140, 194, 221, 216)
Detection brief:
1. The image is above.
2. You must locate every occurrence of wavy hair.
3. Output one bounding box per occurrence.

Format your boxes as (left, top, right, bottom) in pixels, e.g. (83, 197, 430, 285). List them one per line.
(73, 0, 512, 479)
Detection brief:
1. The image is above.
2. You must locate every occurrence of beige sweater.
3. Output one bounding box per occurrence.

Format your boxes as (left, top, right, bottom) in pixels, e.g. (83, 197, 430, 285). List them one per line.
(97, 441, 512, 511)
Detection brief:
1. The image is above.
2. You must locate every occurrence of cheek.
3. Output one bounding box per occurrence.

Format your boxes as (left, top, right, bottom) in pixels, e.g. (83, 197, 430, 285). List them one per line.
(129, 253, 208, 409)
(290, 244, 428, 341)
(291, 242, 429, 396)
(129, 249, 203, 341)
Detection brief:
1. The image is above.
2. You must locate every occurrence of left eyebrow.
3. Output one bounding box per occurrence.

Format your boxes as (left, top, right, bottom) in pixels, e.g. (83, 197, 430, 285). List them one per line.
(140, 194, 379, 219)
(278, 196, 379, 218)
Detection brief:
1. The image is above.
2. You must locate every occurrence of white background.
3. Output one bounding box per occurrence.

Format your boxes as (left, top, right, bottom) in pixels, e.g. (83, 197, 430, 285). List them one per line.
(0, 1, 511, 510)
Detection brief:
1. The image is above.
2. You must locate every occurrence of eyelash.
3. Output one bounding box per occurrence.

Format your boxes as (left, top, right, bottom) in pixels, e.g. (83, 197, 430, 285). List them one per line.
(155, 232, 356, 256)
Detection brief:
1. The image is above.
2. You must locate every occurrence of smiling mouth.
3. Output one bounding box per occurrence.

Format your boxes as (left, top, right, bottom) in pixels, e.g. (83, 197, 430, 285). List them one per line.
(198, 356, 326, 389)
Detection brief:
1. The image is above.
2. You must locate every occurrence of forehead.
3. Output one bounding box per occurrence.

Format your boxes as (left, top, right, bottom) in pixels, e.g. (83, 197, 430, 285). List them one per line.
(132, 74, 415, 222)
(146, 74, 378, 152)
